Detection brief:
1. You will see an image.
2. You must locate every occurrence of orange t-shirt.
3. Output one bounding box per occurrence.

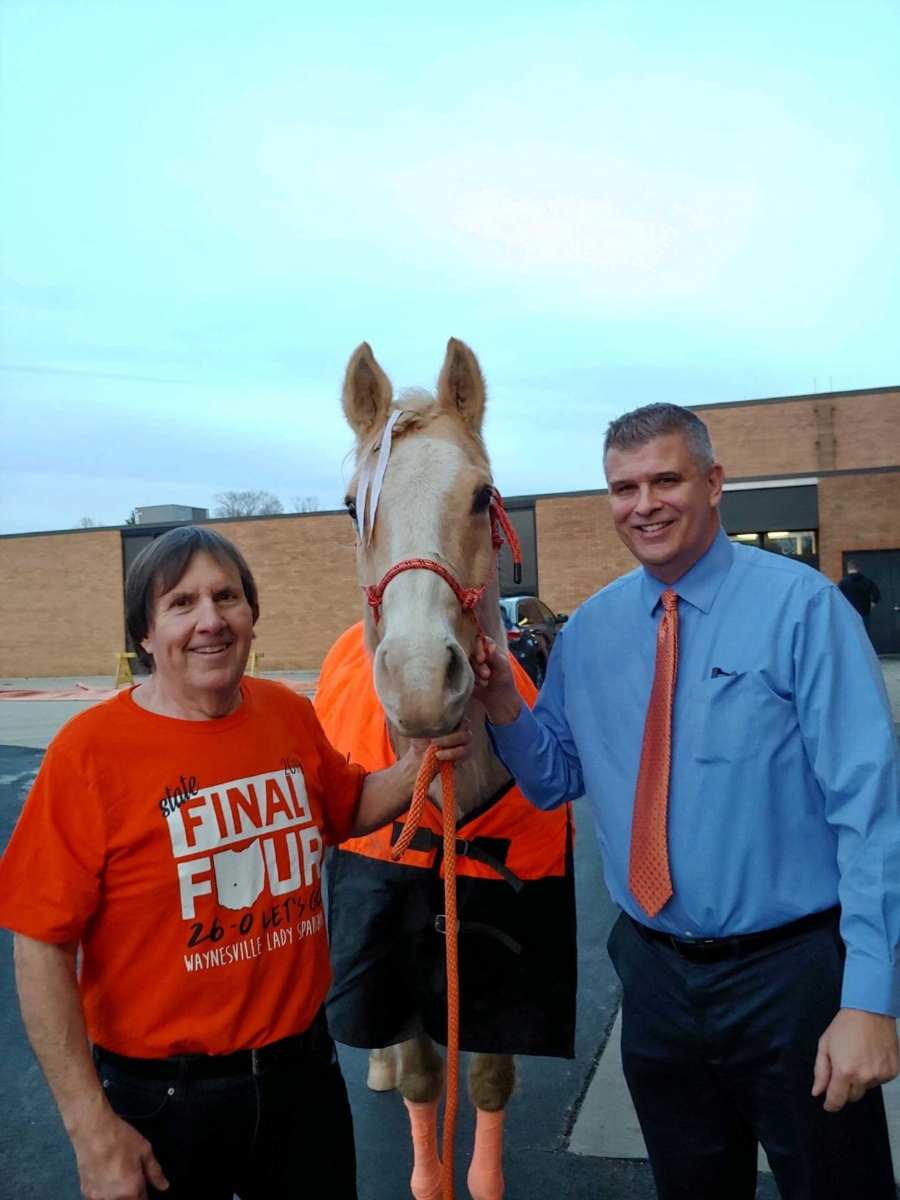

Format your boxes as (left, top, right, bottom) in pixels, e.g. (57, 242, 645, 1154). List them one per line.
(0, 678, 366, 1057)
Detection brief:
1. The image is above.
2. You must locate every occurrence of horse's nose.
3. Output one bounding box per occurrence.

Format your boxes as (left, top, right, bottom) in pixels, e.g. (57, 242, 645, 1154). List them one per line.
(374, 635, 474, 738)
(445, 641, 468, 696)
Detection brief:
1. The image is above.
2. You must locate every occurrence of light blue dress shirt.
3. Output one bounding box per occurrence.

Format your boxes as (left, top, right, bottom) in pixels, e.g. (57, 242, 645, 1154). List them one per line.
(489, 526, 900, 1015)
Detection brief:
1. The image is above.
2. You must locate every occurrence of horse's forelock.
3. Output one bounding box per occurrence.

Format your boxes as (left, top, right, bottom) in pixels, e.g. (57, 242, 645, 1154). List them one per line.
(396, 386, 436, 413)
(353, 390, 487, 473)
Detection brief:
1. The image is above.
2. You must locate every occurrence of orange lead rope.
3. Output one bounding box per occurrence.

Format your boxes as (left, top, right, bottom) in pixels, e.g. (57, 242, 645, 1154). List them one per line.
(440, 757, 459, 1200)
(392, 746, 460, 1200)
(379, 488, 521, 1200)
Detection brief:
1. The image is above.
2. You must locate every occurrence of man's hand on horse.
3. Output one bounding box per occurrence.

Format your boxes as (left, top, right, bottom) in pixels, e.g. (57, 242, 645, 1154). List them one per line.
(472, 638, 523, 726)
(408, 721, 475, 764)
(405, 724, 476, 819)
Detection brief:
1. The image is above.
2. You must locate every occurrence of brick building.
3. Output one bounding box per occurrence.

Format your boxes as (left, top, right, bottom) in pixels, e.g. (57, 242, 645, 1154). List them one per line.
(1, 384, 898, 678)
(521, 384, 900, 654)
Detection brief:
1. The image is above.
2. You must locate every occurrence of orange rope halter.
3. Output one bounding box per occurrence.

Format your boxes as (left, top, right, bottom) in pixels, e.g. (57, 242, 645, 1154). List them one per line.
(392, 746, 459, 1199)
(364, 489, 523, 661)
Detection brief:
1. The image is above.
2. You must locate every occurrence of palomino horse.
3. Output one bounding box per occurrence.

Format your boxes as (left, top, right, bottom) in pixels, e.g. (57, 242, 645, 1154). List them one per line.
(316, 339, 576, 1200)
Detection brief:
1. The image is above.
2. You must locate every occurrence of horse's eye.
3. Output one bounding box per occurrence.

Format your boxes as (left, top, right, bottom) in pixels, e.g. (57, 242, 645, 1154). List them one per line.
(345, 497, 358, 526)
(472, 485, 493, 515)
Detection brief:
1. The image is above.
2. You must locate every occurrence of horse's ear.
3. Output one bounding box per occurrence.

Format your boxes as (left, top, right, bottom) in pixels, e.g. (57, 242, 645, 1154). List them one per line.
(437, 338, 486, 433)
(342, 343, 394, 438)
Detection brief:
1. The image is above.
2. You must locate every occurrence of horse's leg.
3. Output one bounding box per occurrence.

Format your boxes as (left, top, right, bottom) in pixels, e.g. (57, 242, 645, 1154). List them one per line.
(367, 1046, 398, 1092)
(395, 1033, 445, 1200)
(467, 1053, 515, 1200)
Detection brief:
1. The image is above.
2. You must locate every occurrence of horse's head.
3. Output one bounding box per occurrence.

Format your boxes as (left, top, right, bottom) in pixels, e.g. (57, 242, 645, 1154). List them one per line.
(341, 339, 503, 739)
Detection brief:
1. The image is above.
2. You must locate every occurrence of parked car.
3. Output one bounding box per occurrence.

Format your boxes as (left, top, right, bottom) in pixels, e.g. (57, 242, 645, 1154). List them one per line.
(499, 595, 568, 688)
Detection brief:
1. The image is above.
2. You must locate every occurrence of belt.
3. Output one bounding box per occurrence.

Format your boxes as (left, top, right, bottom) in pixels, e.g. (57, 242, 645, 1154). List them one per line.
(629, 906, 840, 964)
(94, 1010, 332, 1081)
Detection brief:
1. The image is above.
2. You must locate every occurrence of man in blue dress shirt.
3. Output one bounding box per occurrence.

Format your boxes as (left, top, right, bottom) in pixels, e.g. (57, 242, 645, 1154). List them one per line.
(475, 403, 900, 1199)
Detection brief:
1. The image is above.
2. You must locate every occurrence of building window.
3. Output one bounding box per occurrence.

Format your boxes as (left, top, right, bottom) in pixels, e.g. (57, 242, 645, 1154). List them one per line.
(763, 531, 817, 558)
(729, 530, 818, 568)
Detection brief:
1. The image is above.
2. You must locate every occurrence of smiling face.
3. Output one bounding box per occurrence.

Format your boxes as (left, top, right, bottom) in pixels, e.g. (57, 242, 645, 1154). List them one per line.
(605, 432, 724, 583)
(140, 551, 255, 707)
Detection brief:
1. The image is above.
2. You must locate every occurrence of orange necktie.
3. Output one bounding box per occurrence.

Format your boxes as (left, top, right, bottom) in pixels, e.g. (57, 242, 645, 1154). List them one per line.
(629, 588, 679, 918)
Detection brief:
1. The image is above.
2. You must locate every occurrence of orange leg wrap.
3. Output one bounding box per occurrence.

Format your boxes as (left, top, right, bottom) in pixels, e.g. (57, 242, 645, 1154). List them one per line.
(404, 1098, 444, 1200)
(467, 1107, 505, 1200)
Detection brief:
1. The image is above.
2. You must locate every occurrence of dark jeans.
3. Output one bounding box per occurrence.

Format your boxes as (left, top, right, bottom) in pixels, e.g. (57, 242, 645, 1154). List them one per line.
(607, 911, 895, 1200)
(93, 1018, 357, 1199)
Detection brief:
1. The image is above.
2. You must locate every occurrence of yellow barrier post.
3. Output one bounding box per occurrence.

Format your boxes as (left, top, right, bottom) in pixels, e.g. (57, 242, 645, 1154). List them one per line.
(114, 652, 137, 688)
(246, 651, 264, 677)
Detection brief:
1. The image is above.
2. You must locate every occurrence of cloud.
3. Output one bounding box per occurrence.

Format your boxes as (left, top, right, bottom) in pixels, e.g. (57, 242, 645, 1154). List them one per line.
(389, 142, 761, 305)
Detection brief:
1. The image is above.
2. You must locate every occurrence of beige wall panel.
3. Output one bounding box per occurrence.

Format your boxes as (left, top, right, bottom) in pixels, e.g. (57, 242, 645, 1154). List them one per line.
(700, 400, 820, 477)
(830, 391, 900, 472)
(817, 473, 900, 583)
(0, 530, 124, 677)
(535, 494, 636, 616)
(698, 390, 899, 479)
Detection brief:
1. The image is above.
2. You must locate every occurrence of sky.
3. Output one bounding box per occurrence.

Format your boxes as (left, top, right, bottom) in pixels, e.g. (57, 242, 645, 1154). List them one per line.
(1, 0, 898, 534)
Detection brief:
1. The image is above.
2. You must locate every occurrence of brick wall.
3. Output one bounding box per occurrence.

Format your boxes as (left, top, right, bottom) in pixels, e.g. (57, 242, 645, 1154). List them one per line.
(0, 530, 124, 677)
(3, 388, 897, 676)
(535, 493, 635, 616)
(831, 391, 900, 471)
(0, 517, 364, 679)
(697, 389, 900, 478)
(817, 471, 900, 583)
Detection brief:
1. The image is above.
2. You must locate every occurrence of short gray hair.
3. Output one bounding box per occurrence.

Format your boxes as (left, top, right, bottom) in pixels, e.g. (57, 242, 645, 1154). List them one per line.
(603, 403, 715, 473)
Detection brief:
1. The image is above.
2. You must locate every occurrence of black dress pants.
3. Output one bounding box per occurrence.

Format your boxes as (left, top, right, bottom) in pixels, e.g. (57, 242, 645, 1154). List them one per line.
(607, 912, 895, 1200)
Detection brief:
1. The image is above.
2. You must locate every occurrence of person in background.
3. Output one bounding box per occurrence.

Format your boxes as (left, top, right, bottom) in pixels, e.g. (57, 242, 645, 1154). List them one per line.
(839, 558, 881, 634)
(473, 404, 900, 1200)
(0, 525, 471, 1200)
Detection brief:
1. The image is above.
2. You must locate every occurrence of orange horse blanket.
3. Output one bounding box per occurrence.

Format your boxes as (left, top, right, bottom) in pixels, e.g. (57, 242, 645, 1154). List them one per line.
(316, 622, 577, 1058)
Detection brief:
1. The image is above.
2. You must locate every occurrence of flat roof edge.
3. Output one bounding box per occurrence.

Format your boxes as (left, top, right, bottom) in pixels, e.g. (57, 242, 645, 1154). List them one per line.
(690, 384, 899, 411)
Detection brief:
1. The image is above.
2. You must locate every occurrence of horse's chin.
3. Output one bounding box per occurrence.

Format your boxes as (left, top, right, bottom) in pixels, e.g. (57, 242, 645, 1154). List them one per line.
(382, 691, 472, 742)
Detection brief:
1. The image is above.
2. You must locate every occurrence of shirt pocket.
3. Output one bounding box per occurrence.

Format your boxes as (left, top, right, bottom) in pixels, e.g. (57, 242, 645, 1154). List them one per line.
(688, 672, 772, 764)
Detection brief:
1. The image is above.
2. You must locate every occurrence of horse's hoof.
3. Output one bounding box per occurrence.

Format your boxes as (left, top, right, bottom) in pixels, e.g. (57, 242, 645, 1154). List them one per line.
(367, 1057, 397, 1091)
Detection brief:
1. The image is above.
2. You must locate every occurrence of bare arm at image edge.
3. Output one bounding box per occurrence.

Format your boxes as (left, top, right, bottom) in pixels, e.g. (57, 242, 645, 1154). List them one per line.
(13, 934, 169, 1200)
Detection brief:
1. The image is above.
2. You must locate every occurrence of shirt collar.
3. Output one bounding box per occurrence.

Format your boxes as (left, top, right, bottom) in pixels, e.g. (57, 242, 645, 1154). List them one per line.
(640, 524, 734, 615)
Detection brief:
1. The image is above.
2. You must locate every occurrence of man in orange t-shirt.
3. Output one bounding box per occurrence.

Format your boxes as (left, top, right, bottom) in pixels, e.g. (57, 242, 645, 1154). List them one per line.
(0, 526, 471, 1200)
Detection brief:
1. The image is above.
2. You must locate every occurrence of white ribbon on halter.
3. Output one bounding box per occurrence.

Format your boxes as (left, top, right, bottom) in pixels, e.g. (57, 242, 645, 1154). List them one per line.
(355, 457, 373, 545)
(357, 408, 403, 546)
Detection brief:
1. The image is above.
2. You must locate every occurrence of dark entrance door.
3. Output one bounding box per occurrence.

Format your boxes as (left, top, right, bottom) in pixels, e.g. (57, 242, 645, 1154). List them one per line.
(842, 550, 900, 655)
(120, 531, 160, 674)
